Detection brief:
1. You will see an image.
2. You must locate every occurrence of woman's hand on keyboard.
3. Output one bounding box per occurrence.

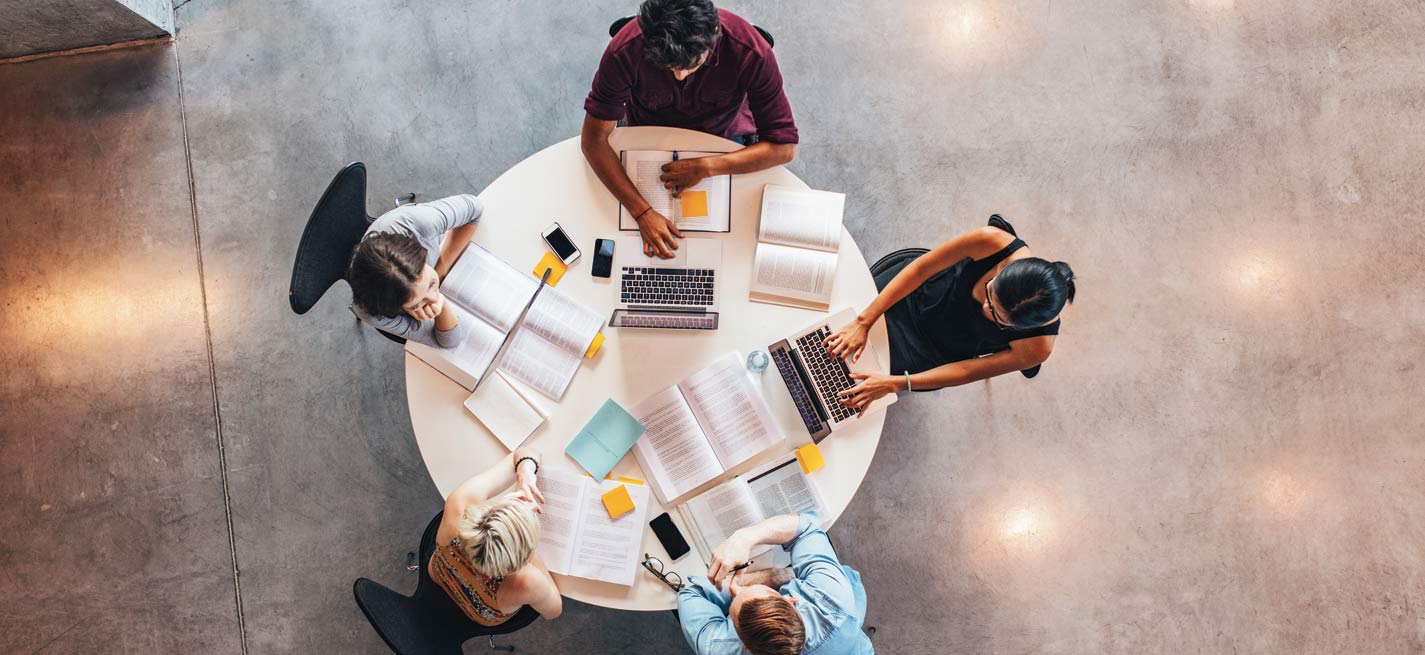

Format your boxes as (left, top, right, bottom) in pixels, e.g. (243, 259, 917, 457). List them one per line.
(838, 373, 897, 412)
(824, 320, 869, 362)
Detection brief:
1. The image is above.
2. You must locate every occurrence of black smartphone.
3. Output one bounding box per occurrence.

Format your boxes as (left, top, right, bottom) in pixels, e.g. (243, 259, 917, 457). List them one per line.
(649, 512, 690, 560)
(592, 238, 615, 278)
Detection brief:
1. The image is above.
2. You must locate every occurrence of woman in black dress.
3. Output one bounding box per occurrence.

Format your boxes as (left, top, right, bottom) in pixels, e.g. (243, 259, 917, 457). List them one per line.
(826, 216, 1075, 411)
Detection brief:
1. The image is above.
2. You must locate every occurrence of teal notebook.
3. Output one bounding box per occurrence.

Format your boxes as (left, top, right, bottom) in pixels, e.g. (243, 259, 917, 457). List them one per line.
(565, 399, 647, 480)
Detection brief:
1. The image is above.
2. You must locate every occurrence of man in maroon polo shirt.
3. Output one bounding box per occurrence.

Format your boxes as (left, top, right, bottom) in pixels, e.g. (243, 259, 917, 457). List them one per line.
(581, 0, 799, 259)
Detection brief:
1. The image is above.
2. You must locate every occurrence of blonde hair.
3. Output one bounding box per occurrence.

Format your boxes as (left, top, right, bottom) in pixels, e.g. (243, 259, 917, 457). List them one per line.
(456, 496, 541, 578)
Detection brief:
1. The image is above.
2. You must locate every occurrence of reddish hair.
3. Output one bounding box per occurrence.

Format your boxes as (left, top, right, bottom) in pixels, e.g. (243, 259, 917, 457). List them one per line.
(735, 596, 805, 655)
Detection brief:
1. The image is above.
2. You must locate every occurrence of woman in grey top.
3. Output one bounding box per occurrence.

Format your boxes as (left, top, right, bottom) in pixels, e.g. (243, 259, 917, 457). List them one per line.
(348, 194, 482, 348)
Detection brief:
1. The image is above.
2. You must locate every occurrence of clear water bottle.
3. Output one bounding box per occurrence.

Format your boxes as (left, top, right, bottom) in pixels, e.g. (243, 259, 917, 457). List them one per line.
(746, 350, 770, 373)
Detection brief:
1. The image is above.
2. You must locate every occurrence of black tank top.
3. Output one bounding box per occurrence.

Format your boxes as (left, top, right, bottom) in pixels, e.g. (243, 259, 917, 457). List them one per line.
(901, 238, 1061, 365)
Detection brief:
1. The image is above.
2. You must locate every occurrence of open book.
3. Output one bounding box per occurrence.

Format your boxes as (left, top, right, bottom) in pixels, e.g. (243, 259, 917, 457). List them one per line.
(406, 245, 603, 399)
(617, 150, 731, 232)
(629, 352, 788, 505)
(536, 468, 651, 587)
(676, 455, 828, 567)
(749, 185, 847, 311)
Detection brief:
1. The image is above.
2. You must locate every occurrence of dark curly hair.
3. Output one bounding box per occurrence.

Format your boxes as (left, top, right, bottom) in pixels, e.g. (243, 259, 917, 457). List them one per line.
(994, 258, 1076, 327)
(638, 0, 721, 70)
(347, 232, 428, 318)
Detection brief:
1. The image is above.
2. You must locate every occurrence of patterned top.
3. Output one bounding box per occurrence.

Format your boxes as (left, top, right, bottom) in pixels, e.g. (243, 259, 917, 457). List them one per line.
(428, 536, 515, 626)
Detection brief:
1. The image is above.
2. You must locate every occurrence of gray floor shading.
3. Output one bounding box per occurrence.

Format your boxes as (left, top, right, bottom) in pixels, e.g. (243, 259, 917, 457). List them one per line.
(3, 0, 1425, 653)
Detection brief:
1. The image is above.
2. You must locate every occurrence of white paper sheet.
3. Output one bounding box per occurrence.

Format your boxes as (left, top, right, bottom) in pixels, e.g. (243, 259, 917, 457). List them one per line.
(629, 386, 726, 504)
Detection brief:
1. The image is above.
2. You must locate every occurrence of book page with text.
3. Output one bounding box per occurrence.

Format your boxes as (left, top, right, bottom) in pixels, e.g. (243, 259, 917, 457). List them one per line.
(404, 303, 507, 390)
(744, 457, 825, 519)
(749, 243, 839, 309)
(534, 468, 585, 576)
(629, 386, 726, 504)
(522, 286, 603, 355)
(682, 478, 770, 564)
(619, 151, 731, 231)
(757, 185, 844, 252)
(441, 245, 537, 332)
(680, 353, 787, 469)
(569, 479, 650, 586)
(500, 329, 582, 400)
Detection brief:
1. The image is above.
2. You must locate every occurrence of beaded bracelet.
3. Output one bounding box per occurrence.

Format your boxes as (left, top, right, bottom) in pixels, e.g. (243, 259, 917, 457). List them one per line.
(515, 456, 539, 476)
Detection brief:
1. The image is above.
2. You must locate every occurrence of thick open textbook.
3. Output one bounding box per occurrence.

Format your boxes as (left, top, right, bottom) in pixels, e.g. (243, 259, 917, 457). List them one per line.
(676, 455, 828, 566)
(629, 352, 788, 505)
(617, 150, 731, 233)
(536, 468, 651, 587)
(749, 185, 847, 311)
(406, 244, 603, 399)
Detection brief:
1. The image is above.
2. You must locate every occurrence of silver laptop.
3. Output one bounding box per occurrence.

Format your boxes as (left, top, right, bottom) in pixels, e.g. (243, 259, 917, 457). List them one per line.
(767, 308, 897, 442)
(609, 237, 722, 330)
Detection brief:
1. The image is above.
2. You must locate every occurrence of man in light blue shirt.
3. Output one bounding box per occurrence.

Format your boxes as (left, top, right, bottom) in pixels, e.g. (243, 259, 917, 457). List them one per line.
(678, 512, 874, 655)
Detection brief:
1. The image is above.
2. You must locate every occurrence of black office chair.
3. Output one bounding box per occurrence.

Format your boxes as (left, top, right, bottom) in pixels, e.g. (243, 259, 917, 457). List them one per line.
(608, 15, 774, 48)
(869, 216, 1041, 379)
(354, 512, 541, 654)
(288, 162, 408, 345)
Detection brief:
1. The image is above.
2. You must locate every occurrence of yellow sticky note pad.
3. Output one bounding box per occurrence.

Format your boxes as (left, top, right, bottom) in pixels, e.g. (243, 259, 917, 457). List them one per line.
(680, 189, 709, 218)
(601, 484, 636, 519)
(584, 333, 605, 359)
(616, 476, 645, 486)
(795, 443, 825, 475)
(533, 252, 568, 287)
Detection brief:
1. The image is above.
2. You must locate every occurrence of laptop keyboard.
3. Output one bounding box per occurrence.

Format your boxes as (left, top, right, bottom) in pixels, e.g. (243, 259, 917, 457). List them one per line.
(794, 327, 858, 423)
(620, 267, 716, 307)
(771, 347, 824, 435)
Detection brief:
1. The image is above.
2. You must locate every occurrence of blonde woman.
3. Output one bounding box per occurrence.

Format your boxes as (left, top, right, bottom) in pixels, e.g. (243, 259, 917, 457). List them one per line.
(429, 446, 563, 624)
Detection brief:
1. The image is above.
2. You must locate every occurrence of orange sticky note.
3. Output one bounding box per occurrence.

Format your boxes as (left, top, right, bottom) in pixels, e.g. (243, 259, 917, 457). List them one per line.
(795, 443, 825, 475)
(601, 484, 636, 519)
(533, 252, 568, 287)
(584, 333, 605, 359)
(680, 189, 709, 218)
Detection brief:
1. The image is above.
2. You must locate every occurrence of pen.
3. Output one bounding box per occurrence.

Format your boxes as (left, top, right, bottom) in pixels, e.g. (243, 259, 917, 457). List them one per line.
(729, 560, 753, 575)
(671, 150, 681, 194)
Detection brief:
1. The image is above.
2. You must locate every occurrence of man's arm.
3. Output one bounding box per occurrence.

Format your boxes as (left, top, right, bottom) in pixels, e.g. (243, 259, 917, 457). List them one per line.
(706, 513, 802, 587)
(580, 114, 684, 258)
(658, 141, 796, 195)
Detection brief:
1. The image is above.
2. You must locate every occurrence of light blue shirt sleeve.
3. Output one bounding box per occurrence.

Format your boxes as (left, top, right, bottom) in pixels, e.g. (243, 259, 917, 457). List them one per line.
(782, 512, 857, 616)
(676, 576, 746, 655)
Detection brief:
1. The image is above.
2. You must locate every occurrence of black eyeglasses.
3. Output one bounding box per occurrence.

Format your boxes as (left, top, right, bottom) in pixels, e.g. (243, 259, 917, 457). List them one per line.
(985, 278, 1010, 331)
(641, 554, 684, 592)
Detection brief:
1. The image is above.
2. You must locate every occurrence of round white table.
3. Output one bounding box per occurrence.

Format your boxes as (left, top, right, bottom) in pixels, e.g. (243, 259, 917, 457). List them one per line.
(405, 126, 890, 611)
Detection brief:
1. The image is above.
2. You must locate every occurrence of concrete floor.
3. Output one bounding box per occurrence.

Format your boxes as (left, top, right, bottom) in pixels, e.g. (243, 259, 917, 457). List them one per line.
(3, 0, 1425, 653)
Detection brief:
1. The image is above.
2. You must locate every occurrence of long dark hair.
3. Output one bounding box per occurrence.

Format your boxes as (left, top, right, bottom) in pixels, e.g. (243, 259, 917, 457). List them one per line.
(347, 232, 428, 318)
(994, 258, 1076, 327)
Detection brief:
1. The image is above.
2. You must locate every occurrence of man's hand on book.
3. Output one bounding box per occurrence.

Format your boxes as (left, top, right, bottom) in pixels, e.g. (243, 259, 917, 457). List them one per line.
(660, 158, 711, 197)
(636, 209, 684, 259)
(708, 534, 754, 590)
